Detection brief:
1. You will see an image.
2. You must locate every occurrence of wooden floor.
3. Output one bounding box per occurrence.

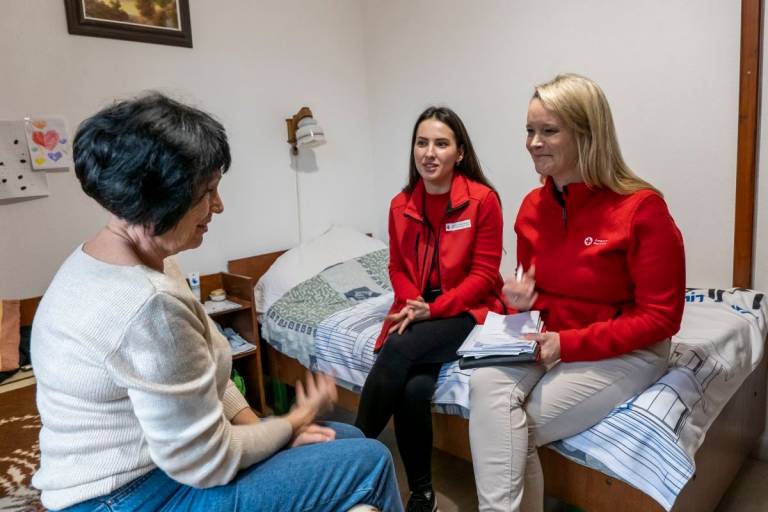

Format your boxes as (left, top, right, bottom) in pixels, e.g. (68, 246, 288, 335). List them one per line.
(714, 459, 768, 512)
(327, 408, 768, 512)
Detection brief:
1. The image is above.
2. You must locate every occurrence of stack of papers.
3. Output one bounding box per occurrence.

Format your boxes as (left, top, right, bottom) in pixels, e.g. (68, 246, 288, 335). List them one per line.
(457, 311, 542, 368)
(228, 335, 257, 356)
(214, 322, 257, 356)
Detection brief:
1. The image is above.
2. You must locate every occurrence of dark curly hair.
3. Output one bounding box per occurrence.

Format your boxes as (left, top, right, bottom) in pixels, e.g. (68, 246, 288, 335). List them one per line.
(73, 93, 231, 235)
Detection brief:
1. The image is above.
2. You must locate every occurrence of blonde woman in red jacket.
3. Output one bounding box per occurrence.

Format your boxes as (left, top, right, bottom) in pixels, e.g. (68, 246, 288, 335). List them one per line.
(355, 106, 505, 512)
(469, 74, 686, 512)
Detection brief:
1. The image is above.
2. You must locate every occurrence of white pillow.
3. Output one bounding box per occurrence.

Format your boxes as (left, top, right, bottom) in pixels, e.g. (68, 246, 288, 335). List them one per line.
(254, 226, 386, 313)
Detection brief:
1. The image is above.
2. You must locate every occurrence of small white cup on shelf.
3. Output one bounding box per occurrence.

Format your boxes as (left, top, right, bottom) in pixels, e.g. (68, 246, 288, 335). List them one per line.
(209, 288, 226, 302)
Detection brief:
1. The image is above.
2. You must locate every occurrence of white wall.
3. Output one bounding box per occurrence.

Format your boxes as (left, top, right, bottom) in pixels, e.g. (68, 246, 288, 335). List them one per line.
(0, 0, 375, 298)
(1, 1, 742, 295)
(362, 0, 741, 283)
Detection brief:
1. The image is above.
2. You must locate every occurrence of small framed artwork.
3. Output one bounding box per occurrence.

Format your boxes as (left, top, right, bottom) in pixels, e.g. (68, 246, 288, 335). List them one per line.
(64, 0, 192, 48)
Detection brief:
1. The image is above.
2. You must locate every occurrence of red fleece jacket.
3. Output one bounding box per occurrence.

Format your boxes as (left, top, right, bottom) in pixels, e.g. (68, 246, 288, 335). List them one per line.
(515, 177, 686, 362)
(375, 174, 505, 351)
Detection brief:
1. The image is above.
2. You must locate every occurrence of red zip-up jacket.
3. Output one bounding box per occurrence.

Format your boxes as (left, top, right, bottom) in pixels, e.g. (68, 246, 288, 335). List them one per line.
(375, 173, 505, 351)
(515, 177, 686, 362)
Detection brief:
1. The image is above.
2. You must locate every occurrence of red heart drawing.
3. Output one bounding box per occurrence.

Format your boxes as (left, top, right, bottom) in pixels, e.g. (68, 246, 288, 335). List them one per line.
(31, 131, 45, 147)
(32, 130, 60, 151)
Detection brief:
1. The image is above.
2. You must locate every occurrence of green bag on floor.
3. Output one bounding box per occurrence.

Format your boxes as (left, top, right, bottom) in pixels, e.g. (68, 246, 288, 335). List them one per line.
(231, 369, 246, 396)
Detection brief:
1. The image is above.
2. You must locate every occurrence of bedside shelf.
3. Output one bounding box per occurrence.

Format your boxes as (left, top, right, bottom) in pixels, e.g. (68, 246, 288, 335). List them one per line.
(206, 296, 250, 317)
(200, 272, 267, 414)
(232, 348, 259, 361)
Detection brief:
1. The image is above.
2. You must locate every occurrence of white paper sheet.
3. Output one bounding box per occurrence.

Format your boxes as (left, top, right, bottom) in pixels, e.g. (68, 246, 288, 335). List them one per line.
(23, 117, 72, 170)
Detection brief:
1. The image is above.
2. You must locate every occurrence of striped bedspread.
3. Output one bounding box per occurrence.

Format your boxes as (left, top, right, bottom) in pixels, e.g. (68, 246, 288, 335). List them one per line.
(310, 288, 767, 510)
(313, 291, 470, 416)
(554, 288, 767, 510)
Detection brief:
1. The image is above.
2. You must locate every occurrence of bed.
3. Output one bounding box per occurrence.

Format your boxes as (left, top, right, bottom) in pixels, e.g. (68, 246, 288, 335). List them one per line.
(228, 228, 768, 512)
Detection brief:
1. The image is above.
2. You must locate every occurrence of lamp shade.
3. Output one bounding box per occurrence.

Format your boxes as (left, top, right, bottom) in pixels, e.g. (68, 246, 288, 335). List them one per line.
(295, 116, 326, 148)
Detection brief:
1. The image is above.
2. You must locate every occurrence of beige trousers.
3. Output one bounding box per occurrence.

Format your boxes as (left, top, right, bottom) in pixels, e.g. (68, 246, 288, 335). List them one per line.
(468, 340, 670, 512)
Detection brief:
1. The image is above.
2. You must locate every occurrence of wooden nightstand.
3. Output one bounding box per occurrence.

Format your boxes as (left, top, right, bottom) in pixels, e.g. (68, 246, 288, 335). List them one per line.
(200, 272, 267, 414)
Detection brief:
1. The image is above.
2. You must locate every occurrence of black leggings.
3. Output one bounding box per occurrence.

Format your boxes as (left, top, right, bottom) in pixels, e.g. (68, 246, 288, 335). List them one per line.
(354, 314, 475, 492)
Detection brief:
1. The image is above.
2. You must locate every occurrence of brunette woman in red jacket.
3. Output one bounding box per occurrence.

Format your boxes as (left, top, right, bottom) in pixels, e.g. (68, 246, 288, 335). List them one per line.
(355, 106, 505, 512)
(469, 74, 686, 512)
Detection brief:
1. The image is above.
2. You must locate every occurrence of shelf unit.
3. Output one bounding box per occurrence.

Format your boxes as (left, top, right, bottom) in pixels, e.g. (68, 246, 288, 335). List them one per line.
(200, 272, 267, 414)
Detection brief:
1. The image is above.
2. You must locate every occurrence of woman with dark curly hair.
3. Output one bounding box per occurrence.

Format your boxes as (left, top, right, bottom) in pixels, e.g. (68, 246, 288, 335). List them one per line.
(31, 93, 402, 512)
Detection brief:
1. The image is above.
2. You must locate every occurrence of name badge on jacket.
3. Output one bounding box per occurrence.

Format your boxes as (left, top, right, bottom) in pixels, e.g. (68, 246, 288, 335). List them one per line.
(445, 219, 471, 232)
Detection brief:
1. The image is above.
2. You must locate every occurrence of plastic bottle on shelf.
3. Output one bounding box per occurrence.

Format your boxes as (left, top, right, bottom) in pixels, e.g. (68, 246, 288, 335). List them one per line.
(187, 272, 201, 302)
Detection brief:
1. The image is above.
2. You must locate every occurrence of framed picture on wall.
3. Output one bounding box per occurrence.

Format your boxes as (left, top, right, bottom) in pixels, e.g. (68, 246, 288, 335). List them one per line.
(64, 0, 192, 48)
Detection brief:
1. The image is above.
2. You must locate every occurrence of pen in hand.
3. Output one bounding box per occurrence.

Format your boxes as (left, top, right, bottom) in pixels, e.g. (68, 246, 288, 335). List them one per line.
(505, 264, 537, 310)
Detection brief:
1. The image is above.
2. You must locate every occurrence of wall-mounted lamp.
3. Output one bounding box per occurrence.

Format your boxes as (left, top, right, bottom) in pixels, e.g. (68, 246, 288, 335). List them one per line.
(286, 107, 325, 244)
(286, 106, 326, 154)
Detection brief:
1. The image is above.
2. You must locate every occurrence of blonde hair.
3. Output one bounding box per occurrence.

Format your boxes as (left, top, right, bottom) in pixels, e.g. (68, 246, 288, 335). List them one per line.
(533, 73, 658, 195)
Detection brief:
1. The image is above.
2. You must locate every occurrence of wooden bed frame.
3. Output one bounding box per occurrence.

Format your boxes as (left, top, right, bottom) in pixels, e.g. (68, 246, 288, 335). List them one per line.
(228, 251, 767, 512)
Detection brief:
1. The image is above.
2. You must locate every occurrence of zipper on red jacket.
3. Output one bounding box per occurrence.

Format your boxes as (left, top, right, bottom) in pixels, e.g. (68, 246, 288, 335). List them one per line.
(411, 195, 471, 297)
(553, 186, 568, 229)
(434, 220, 443, 287)
(419, 222, 432, 294)
(405, 207, 433, 295)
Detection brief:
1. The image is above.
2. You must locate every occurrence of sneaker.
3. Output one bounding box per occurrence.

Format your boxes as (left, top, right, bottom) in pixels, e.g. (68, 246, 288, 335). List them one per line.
(405, 489, 437, 512)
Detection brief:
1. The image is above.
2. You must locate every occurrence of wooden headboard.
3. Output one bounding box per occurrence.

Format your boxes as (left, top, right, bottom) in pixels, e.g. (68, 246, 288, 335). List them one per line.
(733, 0, 762, 288)
(226, 233, 375, 283)
(228, 249, 287, 283)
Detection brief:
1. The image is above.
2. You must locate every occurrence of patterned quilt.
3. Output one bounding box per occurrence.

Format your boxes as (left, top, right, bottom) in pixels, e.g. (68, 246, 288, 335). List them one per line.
(261, 249, 390, 369)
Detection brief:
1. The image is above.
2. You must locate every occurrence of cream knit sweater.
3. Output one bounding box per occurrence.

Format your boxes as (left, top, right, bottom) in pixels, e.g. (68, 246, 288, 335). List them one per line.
(31, 247, 292, 510)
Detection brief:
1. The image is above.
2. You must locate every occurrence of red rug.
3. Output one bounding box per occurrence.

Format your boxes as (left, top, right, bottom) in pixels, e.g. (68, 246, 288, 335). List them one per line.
(0, 385, 44, 511)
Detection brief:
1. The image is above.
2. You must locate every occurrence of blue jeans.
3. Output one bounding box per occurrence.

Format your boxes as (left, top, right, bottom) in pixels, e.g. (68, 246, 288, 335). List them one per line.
(62, 422, 403, 512)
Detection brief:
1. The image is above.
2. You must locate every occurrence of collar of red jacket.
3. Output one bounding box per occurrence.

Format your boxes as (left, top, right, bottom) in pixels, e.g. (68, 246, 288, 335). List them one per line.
(404, 173, 471, 221)
(543, 175, 601, 207)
